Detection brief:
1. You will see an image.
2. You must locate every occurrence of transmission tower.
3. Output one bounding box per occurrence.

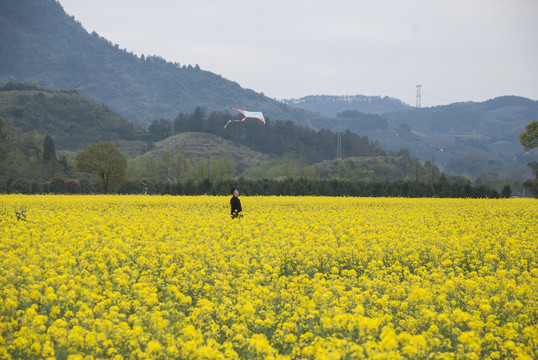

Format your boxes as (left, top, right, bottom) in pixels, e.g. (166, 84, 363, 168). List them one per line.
(416, 84, 422, 108)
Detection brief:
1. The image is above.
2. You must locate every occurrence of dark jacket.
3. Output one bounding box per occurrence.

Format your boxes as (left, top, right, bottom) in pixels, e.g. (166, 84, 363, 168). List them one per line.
(230, 196, 242, 216)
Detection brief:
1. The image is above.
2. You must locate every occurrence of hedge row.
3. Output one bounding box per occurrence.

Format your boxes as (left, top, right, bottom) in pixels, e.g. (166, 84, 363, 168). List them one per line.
(1, 176, 506, 198)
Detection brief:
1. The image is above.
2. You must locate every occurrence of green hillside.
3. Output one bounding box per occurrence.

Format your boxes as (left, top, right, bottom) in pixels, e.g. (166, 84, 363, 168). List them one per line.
(0, 0, 326, 128)
(140, 132, 270, 167)
(0, 83, 147, 149)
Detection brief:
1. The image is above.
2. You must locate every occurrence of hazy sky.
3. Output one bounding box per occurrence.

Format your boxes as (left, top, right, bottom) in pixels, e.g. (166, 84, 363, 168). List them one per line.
(59, 0, 538, 107)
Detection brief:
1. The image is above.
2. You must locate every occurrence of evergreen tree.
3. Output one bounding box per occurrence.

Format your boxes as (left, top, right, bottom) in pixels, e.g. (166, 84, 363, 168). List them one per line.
(43, 135, 57, 162)
(148, 119, 172, 141)
(501, 184, 512, 198)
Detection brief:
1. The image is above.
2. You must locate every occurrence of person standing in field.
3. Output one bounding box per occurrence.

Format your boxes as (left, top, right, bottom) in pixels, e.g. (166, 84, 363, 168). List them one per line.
(230, 188, 242, 219)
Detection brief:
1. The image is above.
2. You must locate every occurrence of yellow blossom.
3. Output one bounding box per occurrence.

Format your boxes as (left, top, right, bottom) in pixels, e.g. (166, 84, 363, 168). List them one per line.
(0, 195, 536, 359)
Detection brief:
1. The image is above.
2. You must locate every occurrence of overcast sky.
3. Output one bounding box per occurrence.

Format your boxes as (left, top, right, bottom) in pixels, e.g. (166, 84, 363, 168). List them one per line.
(59, 0, 538, 107)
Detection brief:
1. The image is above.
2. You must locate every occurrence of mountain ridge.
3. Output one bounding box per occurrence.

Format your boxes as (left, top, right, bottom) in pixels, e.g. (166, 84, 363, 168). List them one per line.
(0, 0, 327, 128)
(282, 94, 411, 116)
(286, 94, 537, 177)
(1, 0, 536, 179)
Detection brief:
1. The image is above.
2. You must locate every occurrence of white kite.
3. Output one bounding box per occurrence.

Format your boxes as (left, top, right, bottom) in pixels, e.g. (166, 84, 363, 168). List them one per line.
(224, 107, 265, 129)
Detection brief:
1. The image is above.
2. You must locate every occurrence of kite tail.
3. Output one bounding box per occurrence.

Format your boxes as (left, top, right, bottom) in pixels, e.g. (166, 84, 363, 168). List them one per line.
(224, 118, 247, 129)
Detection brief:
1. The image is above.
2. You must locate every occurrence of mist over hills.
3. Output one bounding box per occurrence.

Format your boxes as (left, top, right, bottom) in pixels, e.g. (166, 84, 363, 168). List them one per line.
(0, 0, 536, 180)
(282, 95, 411, 116)
(284, 95, 538, 177)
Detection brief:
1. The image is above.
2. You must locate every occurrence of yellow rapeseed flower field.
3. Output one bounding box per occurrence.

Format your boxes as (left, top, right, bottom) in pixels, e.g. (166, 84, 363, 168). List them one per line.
(0, 195, 536, 359)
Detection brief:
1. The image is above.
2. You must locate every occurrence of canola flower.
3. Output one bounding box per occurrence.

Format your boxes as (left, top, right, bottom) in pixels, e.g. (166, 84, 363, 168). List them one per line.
(0, 195, 537, 359)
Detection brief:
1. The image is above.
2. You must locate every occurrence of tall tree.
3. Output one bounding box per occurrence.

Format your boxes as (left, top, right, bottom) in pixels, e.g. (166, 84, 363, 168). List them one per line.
(43, 135, 57, 162)
(519, 120, 538, 197)
(519, 119, 538, 151)
(75, 142, 126, 193)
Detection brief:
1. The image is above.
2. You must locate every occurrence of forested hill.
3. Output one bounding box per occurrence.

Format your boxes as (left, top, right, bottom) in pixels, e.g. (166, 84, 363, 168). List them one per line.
(285, 94, 538, 177)
(0, 83, 147, 149)
(0, 83, 377, 163)
(382, 96, 538, 139)
(0, 0, 324, 128)
(282, 95, 411, 116)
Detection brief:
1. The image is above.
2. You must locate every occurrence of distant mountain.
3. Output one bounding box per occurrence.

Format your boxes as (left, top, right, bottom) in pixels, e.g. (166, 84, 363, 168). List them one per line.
(368, 97, 537, 177)
(288, 95, 537, 178)
(280, 94, 536, 144)
(282, 95, 411, 116)
(0, 0, 325, 128)
(0, 83, 147, 149)
(1, 0, 535, 179)
(383, 96, 538, 139)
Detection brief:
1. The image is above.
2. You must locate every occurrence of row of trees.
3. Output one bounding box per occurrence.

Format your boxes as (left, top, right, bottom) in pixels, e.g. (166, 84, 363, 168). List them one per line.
(164, 177, 506, 198)
(148, 108, 375, 164)
(2, 177, 94, 195)
(1, 175, 506, 199)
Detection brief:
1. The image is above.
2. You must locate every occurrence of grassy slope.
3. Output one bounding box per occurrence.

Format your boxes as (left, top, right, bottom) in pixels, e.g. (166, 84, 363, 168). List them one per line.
(137, 132, 270, 167)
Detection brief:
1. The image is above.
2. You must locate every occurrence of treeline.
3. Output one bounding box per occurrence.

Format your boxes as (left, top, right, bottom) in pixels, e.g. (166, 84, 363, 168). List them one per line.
(1, 177, 94, 195)
(2, 176, 506, 199)
(163, 177, 506, 198)
(149, 108, 375, 163)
